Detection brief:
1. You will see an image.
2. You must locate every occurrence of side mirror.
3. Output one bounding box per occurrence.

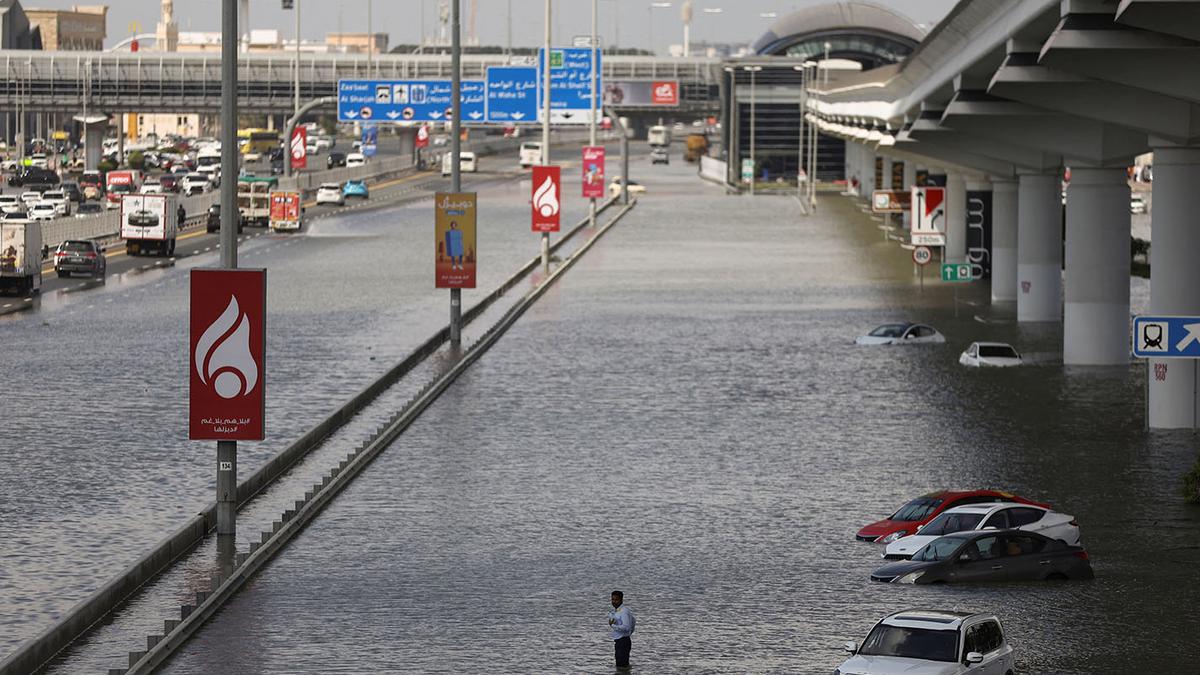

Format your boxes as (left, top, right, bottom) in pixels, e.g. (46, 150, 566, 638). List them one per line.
(843, 640, 858, 655)
(965, 651, 984, 664)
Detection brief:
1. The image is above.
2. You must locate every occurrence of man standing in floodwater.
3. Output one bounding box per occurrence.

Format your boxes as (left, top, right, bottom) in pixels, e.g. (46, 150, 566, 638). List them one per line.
(608, 590, 635, 668)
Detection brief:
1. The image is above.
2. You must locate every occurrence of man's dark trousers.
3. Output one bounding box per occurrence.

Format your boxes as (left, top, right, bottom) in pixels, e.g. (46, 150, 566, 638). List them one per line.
(614, 636, 631, 667)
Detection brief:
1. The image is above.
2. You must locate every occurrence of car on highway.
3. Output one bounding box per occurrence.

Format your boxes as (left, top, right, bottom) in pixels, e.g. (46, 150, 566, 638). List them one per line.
(432, 135, 449, 147)
(79, 171, 104, 200)
(441, 151, 477, 175)
(171, 165, 191, 176)
(327, 151, 347, 169)
(609, 177, 646, 197)
(959, 341, 1022, 367)
(837, 610, 1016, 674)
(158, 174, 181, 194)
(315, 136, 334, 151)
(205, 203, 244, 234)
(882, 503, 1082, 560)
(856, 490, 1050, 544)
(0, 195, 23, 215)
(346, 152, 367, 168)
(28, 201, 58, 221)
(2, 210, 28, 220)
(316, 182, 345, 206)
(142, 178, 164, 194)
(519, 142, 543, 168)
(870, 529, 1094, 584)
(20, 191, 44, 208)
(343, 179, 369, 199)
(181, 173, 212, 196)
(650, 147, 670, 165)
(856, 322, 946, 345)
(53, 239, 106, 279)
(60, 181, 83, 204)
(41, 190, 70, 216)
(8, 166, 59, 188)
(75, 202, 103, 217)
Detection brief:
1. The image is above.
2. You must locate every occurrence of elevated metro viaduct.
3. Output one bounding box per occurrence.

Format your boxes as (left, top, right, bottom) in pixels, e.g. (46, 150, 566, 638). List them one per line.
(809, 0, 1200, 428)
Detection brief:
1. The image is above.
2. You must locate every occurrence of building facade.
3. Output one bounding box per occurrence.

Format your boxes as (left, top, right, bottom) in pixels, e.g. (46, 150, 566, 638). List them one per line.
(25, 4, 106, 51)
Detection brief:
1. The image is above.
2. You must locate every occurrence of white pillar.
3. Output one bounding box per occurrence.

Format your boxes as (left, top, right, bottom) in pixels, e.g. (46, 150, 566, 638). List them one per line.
(1017, 171, 1063, 322)
(1148, 147, 1200, 427)
(1063, 167, 1130, 365)
(945, 172, 967, 262)
(902, 161, 916, 230)
(863, 149, 876, 201)
(991, 180, 1018, 302)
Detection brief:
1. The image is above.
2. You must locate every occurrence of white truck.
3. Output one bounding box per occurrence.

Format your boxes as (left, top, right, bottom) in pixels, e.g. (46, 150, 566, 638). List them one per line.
(120, 193, 179, 256)
(0, 219, 43, 295)
(519, 142, 543, 168)
(647, 125, 671, 147)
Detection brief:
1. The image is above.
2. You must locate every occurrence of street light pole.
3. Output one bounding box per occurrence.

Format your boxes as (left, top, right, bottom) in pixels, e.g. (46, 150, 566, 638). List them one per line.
(294, 0, 301, 117)
(217, 0, 239, 538)
(744, 65, 761, 196)
(793, 64, 807, 215)
(809, 63, 819, 208)
(541, 0, 551, 271)
(450, 0, 463, 345)
(589, 0, 598, 229)
(367, 0, 374, 77)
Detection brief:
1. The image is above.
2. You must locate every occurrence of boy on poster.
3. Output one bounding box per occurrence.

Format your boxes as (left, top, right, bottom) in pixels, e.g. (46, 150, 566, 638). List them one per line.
(434, 192, 477, 289)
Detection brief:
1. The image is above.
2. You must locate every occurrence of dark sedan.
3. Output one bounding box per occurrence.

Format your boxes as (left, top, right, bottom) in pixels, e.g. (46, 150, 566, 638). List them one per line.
(327, 151, 347, 169)
(158, 174, 181, 193)
(870, 529, 1093, 584)
(206, 203, 243, 233)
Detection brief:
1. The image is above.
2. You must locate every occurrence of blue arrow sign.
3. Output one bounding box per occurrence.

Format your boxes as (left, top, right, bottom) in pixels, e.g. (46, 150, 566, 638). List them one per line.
(537, 47, 602, 124)
(337, 79, 486, 123)
(1132, 315, 1200, 358)
(486, 66, 539, 124)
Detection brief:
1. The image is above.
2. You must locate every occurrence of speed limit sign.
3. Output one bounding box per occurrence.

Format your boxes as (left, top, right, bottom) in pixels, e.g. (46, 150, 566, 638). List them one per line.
(912, 246, 933, 266)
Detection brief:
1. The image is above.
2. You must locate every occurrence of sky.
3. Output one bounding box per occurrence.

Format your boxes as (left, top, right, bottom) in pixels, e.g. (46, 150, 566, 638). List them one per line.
(28, 0, 958, 52)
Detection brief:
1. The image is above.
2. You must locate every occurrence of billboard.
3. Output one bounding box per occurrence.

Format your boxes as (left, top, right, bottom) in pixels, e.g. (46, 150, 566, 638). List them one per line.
(435, 192, 477, 289)
(602, 80, 681, 107)
(531, 165, 561, 232)
(290, 126, 307, 170)
(190, 268, 266, 441)
(582, 146, 605, 199)
(911, 186, 946, 246)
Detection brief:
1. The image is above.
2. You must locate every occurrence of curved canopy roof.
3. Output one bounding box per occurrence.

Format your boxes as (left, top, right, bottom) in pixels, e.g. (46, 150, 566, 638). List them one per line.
(752, 1, 925, 69)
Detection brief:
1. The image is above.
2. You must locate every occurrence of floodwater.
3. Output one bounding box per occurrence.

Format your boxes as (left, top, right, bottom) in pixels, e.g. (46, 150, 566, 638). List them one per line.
(161, 157, 1200, 673)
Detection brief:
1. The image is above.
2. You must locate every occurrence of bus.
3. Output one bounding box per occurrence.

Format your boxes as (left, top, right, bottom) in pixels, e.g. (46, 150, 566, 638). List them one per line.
(237, 128, 280, 161)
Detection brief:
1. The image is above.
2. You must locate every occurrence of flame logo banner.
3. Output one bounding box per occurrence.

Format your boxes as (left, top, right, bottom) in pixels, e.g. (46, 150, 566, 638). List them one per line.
(195, 296, 259, 399)
(534, 176, 559, 217)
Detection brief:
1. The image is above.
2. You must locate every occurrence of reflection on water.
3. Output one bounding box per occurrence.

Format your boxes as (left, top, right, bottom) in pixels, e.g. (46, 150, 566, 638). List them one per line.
(163, 162, 1199, 673)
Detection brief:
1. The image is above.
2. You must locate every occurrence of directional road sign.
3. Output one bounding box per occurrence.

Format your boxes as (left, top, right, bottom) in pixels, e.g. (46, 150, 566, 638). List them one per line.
(538, 47, 602, 124)
(941, 263, 972, 282)
(911, 186, 946, 246)
(1132, 315, 1200, 358)
(338, 79, 486, 123)
(486, 66, 539, 124)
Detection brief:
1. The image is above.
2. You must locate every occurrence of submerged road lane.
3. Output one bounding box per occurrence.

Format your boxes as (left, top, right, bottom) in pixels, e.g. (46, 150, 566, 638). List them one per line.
(165, 154, 1197, 672)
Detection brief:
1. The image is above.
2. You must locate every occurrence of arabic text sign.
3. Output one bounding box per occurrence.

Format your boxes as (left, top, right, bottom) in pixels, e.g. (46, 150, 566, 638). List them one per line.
(190, 269, 266, 441)
(435, 192, 477, 289)
(531, 165, 561, 232)
(486, 66, 539, 123)
(582, 146, 605, 199)
(602, 80, 680, 107)
(538, 47, 602, 124)
(1132, 316, 1200, 358)
(337, 79, 486, 123)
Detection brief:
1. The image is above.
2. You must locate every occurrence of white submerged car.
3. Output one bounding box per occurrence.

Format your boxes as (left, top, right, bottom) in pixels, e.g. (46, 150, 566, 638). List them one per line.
(856, 322, 945, 345)
(959, 341, 1022, 367)
(883, 503, 1081, 560)
(837, 610, 1016, 675)
(316, 182, 345, 206)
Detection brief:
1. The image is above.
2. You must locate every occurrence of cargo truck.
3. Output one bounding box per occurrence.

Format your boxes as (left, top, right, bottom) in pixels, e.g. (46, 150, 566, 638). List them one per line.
(269, 191, 303, 232)
(105, 170, 143, 210)
(237, 176, 278, 226)
(0, 219, 43, 295)
(120, 193, 178, 256)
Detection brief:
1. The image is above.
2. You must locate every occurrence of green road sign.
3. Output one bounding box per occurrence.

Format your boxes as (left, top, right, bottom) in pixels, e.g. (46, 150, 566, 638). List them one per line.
(549, 50, 564, 68)
(941, 263, 973, 282)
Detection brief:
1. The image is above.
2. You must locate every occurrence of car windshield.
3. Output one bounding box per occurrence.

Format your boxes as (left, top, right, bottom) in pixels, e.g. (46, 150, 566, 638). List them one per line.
(912, 536, 968, 562)
(320, 184, 339, 190)
(859, 625, 958, 662)
(111, 184, 132, 193)
(979, 345, 1019, 358)
(60, 241, 91, 252)
(869, 324, 909, 338)
(79, 204, 101, 213)
(889, 497, 943, 522)
(920, 512, 985, 536)
(0, 196, 16, 203)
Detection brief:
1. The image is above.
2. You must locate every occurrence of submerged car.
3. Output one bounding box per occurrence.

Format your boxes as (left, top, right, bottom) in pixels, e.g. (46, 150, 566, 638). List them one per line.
(870, 529, 1094, 584)
(343, 179, 369, 199)
(882, 503, 1081, 560)
(838, 610, 1015, 675)
(609, 177, 646, 196)
(856, 322, 945, 345)
(856, 490, 1050, 544)
(959, 341, 1022, 367)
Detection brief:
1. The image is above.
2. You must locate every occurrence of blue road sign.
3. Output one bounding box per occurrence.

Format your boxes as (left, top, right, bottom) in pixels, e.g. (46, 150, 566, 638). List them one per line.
(1132, 315, 1200, 358)
(337, 79, 486, 123)
(486, 66, 539, 124)
(537, 47, 602, 124)
(360, 125, 378, 158)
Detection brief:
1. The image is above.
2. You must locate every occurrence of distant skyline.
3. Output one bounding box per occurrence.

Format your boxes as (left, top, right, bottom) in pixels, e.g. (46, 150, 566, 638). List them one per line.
(26, 0, 957, 52)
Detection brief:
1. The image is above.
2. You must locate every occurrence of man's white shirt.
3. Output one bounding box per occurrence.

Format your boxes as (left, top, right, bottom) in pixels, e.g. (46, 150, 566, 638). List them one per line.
(608, 605, 635, 640)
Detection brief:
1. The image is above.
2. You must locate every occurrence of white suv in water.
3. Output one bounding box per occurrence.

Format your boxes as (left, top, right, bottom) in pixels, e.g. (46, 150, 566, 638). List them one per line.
(836, 610, 1015, 675)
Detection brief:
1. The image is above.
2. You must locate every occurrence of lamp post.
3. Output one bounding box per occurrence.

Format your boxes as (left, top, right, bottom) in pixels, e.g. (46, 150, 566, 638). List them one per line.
(792, 64, 807, 215)
(293, 0, 301, 117)
(701, 7, 722, 55)
(450, 0, 463, 344)
(743, 65, 762, 195)
(723, 65, 736, 186)
(681, 0, 692, 57)
(541, 0, 551, 271)
(648, 2, 671, 57)
(366, 0, 374, 76)
(808, 61, 819, 208)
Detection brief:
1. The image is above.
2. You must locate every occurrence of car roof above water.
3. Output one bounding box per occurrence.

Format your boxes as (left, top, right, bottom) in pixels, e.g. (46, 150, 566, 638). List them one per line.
(882, 609, 978, 630)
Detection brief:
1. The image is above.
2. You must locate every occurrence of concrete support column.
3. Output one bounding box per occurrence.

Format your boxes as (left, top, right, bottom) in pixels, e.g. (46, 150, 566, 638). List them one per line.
(1148, 147, 1200, 427)
(991, 180, 1018, 302)
(902, 161, 916, 230)
(84, 124, 104, 171)
(1017, 171, 1063, 322)
(945, 172, 967, 262)
(863, 149, 876, 201)
(1063, 167, 1130, 365)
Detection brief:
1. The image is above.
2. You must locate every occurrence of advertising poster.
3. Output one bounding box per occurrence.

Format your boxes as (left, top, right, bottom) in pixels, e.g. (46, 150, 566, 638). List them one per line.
(290, 126, 307, 170)
(435, 192, 477, 289)
(531, 165, 561, 232)
(582, 146, 605, 199)
(360, 125, 378, 158)
(602, 80, 682, 107)
(190, 269, 266, 441)
(0, 224, 26, 274)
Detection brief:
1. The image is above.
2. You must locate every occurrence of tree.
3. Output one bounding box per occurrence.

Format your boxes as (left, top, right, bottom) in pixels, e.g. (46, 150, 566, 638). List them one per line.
(127, 151, 145, 171)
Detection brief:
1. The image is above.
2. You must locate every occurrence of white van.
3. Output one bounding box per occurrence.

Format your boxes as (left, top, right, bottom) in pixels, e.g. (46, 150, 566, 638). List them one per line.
(519, 142, 543, 168)
(442, 151, 478, 176)
(345, 153, 366, 168)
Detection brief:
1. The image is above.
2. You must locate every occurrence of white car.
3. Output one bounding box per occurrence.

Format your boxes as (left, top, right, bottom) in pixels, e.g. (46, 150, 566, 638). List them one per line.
(20, 191, 43, 207)
(142, 179, 164, 194)
(345, 152, 366, 168)
(883, 503, 1081, 560)
(41, 190, 70, 216)
(316, 182, 345, 206)
(181, 173, 212, 196)
(838, 610, 1016, 675)
(441, 151, 477, 175)
(29, 153, 48, 169)
(959, 341, 1022, 367)
(315, 136, 334, 151)
(28, 201, 58, 221)
(608, 177, 646, 197)
(0, 194, 24, 215)
(856, 322, 946, 345)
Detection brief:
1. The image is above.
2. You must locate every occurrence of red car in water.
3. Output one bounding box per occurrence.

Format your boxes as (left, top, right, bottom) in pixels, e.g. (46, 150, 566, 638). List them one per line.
(856, 490, 1051, 544)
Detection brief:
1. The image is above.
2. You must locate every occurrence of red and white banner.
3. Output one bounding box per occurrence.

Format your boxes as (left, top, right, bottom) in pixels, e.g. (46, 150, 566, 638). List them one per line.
(289, 126, 308, 170)
(190, 269, 266, 441)
(531, 165, 561, 233)
(415, 124, 430, 149)
(582, 146, 605, 199)
(651, 81, 679, 105)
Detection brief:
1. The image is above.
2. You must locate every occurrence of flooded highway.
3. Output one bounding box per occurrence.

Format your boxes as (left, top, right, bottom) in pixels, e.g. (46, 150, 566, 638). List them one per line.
(154, 158, 1200, 673)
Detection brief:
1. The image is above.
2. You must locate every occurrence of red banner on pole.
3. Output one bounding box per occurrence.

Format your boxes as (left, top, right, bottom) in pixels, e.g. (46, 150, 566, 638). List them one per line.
(190, 269, 266, 441)
(531, 165, 561, 232)
(582, 146, 605, 199)
(290, 126, 308, 170)
(415, 124, 430, 149)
